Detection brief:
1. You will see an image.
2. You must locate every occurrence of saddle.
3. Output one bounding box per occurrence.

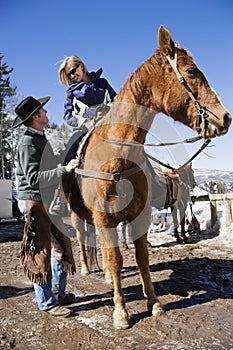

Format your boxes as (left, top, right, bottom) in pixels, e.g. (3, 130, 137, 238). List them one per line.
(149, 163, 179, 210)
(163, 172, 179, 208)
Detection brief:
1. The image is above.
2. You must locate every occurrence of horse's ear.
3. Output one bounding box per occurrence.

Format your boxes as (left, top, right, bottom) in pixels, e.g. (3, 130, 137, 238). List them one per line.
(158, 25, 175, 58)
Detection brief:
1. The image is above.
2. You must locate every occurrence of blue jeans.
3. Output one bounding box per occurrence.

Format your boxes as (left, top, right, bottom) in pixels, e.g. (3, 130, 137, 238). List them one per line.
(18, 200, 67, 310)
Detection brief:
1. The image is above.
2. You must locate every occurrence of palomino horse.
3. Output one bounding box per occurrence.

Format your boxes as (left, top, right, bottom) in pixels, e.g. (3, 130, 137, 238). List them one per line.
(64, 26, 231, 329)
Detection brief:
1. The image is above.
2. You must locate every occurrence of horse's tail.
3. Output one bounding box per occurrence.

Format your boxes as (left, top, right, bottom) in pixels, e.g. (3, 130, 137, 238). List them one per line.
(85, 223, 100, 272)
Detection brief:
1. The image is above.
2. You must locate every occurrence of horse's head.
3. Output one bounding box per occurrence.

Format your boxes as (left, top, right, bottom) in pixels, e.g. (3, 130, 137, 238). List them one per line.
(157, 25, 231, 139)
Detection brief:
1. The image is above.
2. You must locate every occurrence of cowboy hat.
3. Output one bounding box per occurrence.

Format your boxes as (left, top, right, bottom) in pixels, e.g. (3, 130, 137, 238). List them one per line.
(12, 96, 51, 129)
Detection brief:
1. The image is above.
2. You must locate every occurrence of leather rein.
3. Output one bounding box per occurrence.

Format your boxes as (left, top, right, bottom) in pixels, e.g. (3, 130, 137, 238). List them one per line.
(75, 50, 211, 182)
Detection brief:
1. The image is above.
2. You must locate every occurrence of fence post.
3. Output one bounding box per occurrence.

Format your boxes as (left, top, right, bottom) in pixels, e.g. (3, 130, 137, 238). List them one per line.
(192, 194, 233, 228)
(210, 199, 217, 227)
(225, 198, 232, 227)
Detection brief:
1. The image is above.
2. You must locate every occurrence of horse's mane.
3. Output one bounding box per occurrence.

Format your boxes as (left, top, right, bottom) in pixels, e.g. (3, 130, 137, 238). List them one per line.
(115, 44, 190, 107)
(115, 49, 161, 104)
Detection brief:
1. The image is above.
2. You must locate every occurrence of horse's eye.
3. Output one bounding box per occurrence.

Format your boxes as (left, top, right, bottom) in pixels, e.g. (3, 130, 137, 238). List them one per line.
(186, 68, 196, 76)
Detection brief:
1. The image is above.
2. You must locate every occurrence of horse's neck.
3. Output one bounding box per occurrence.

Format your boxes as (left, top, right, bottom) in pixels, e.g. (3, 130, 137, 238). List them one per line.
(104, 53, 164, 144)
(98, 52, 167, 147)
(101, 102, 155, 145)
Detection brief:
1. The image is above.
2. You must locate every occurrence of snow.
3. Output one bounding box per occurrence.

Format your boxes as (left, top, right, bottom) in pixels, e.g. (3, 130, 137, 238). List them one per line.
(147, 190, 233, 256)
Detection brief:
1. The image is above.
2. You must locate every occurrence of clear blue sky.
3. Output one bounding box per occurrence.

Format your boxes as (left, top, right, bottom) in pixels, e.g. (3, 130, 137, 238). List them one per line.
(1, 0, 233, 171)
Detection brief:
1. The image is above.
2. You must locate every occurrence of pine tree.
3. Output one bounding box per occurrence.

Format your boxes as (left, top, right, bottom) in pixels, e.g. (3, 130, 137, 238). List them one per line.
(216, 182, 225, 194)
(50, 122, 58, 129)
(0, 54, 16, 179)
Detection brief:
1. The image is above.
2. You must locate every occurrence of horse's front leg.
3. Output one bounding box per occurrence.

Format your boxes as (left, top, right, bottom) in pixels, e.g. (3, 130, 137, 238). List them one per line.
(108, 246, 129, 329)
(101, 248, 113, 284)
(134, 233, 163, 317)
(98, 228, 129, 330)
(71, 212, 90, 276)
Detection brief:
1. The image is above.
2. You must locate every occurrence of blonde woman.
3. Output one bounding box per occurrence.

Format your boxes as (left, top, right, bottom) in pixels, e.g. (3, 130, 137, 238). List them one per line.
(59, 55, 116, 128)
(49, 56, 116, 215)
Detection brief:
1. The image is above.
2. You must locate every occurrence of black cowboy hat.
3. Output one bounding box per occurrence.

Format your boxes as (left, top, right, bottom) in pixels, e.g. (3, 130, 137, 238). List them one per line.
(12, 96, 51, 129)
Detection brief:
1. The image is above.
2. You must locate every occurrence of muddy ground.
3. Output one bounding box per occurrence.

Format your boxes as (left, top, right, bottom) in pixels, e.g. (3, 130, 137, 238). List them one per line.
(0, 218, 233, 350)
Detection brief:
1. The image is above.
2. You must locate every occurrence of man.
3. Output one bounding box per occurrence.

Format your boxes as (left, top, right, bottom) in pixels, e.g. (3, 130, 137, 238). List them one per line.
(12, 96, 79, 318)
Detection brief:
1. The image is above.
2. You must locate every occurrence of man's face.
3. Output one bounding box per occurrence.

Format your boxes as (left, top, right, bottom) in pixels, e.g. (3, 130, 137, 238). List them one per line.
(36, 108, 49, 126)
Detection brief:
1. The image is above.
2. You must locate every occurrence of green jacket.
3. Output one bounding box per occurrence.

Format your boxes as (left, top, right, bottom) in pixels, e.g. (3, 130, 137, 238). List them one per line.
(16, 129, 67, 202)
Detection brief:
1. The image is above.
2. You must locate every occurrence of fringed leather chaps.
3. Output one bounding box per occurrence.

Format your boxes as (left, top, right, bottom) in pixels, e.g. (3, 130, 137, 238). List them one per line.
(20, 200, 76, 285)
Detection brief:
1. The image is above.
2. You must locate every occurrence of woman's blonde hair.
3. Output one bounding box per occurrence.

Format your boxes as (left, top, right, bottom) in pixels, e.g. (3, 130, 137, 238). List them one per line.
(58, 55, 89, 86)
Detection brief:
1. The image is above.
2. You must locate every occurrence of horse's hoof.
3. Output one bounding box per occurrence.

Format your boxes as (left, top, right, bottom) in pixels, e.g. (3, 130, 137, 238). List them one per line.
(148, 300, 163, 317)
(183, 236, 189, 244)
(81, 266, 90, 276)
(113, 318, 130, 330)
(113, 317, 130, 330)
(152, 302, 164, 317)
(113, 309, 130, 330)
(176, 237, 183, 244)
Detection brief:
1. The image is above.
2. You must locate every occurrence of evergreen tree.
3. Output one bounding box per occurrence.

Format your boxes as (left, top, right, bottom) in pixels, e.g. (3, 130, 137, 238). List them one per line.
(216, 182, 225, 194)
(209, 180, 217, 194)
(50, 122, 58, 129)
(0, 54, 17, 179)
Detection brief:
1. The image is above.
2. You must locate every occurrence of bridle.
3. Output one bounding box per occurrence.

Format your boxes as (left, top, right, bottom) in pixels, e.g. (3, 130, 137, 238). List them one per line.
(166, 48, 209, 135)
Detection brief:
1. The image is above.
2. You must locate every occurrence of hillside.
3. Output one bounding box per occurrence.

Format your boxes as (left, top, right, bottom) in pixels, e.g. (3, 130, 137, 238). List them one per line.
(194, 168, 233, 185)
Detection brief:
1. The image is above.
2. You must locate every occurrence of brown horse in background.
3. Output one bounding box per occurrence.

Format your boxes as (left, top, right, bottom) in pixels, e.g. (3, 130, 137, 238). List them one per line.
(64, 25, 231, 329)
(150, 163, 196, 243)
(167, 165, 196, 243)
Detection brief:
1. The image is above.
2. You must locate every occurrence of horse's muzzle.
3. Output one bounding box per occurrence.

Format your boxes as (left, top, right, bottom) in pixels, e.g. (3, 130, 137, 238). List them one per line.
(201, 112, 231, 139)
(224, 113, 232, 129)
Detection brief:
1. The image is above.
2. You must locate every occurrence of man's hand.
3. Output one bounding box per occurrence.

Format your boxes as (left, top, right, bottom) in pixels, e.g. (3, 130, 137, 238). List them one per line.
(65, 159, 80, 173)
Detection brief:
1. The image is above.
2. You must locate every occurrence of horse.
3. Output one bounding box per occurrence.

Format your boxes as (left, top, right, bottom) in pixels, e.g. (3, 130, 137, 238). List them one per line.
(150, 163, 196, 243)
(119, 164, 196, 246)
(64, 25, 231, 329)
(166, 165, 196, 243)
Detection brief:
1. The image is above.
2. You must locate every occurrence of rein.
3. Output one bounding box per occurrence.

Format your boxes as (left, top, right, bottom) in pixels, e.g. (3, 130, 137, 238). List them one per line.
(92, 123, 210, 172)
(93, 124, 203, 148)
(75, 126, 209, 181)
(146, 138, 211, 172)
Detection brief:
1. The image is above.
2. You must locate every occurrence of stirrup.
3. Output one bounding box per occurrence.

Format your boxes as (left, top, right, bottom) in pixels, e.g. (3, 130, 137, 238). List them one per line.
(49, 188, 69, 217)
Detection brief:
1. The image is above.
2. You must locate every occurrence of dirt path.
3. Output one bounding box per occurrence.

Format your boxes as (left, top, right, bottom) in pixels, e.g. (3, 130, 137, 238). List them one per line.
(0, 220, 233, 350)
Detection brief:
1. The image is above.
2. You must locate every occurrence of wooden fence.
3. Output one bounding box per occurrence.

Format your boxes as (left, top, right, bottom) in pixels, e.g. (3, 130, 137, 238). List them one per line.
(191, 193, 233, 227)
